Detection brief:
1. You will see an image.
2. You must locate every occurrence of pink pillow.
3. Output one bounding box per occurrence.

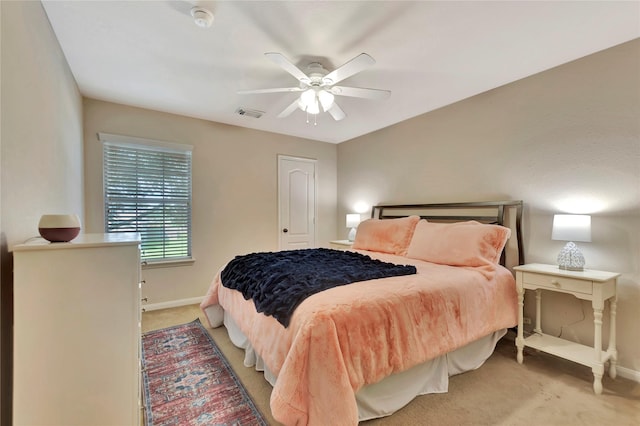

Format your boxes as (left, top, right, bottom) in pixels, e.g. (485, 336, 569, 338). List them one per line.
(406, 220, 511, 267)
(352, 216, 420, 256)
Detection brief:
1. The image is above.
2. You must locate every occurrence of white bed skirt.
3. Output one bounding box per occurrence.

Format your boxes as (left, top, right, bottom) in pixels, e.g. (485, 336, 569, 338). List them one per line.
(204, 304, 506, 422)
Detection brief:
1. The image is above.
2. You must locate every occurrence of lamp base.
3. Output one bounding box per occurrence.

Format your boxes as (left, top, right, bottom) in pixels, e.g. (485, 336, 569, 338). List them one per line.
(558, 265, 584, 272)
(557, 241, 585, 271)
(348, 227, 357, 242)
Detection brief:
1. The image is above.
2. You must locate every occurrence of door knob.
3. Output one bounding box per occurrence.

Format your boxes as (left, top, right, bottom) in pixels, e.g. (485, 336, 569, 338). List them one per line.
(282, 228, 288, 233)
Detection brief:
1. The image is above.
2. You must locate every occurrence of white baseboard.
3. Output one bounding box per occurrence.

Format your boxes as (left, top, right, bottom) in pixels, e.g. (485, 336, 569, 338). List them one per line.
(617, 365, 640, 383)
(143, 296, 204, 312)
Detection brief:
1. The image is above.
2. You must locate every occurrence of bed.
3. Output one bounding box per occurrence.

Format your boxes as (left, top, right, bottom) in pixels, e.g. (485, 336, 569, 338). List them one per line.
(201, 200, 524, 425)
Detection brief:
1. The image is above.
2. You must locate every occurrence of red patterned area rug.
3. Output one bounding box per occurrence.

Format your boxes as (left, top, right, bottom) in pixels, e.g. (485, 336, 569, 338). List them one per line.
(142, 319, 268, 426)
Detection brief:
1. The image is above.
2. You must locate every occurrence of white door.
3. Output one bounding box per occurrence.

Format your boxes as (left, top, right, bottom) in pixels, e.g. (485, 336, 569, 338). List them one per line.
(278, 155, 316, 250)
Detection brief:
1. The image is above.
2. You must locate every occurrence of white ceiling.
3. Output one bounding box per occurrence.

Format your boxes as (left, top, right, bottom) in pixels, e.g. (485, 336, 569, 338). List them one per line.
(41, 1, 640, 144)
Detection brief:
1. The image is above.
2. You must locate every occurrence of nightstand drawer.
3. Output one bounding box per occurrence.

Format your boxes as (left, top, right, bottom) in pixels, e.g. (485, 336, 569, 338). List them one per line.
(522, 272, 592, 295)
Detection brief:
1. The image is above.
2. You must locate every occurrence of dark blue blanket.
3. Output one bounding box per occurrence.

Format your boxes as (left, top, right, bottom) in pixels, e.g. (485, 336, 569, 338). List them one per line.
(221, 248, 417, 327)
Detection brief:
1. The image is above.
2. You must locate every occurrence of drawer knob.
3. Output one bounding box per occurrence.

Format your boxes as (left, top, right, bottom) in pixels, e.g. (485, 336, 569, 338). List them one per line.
(551, 279, 560, 286)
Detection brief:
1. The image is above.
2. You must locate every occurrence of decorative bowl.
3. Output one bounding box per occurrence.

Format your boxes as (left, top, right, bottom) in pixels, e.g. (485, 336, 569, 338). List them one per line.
(38, 214, 81, 242)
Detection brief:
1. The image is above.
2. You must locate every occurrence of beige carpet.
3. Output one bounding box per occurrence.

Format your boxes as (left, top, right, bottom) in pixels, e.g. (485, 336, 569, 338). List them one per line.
(142, 305, 640, 425)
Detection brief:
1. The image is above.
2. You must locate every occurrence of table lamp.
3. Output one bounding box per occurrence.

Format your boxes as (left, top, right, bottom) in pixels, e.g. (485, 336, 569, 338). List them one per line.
(346, 214, 360, 242)
(551, 214, 591, 271)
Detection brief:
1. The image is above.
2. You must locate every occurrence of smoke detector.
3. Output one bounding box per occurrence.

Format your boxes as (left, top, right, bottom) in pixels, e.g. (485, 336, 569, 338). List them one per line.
(191, 7, 214, 28)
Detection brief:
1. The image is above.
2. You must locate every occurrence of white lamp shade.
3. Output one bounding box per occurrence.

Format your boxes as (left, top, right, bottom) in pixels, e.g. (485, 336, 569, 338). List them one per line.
(552, 214, 591, 242)
(346, 214, 361, 228)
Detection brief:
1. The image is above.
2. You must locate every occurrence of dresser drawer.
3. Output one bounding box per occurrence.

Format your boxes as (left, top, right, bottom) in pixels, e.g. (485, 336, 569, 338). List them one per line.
(522, 272, 593, 295)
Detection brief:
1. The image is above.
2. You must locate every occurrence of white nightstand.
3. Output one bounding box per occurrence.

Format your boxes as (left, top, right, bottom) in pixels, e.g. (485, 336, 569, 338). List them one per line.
(514, 263, 620, 394)
(329, 239, 353, 250)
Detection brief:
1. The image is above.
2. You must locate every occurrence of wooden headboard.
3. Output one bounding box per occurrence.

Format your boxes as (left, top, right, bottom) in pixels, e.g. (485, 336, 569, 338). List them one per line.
(371, 200, 524, 267)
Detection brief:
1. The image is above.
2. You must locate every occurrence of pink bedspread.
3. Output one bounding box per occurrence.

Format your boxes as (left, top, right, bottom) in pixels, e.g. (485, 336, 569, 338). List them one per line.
(200, 250, 517, 426)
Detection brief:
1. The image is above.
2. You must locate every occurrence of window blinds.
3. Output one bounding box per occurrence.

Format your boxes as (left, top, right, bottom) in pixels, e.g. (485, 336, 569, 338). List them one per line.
(102, 135, 192, 262)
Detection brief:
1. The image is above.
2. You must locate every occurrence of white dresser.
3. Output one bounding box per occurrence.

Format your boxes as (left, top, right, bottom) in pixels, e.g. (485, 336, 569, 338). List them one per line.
(13, 233, 141, 425)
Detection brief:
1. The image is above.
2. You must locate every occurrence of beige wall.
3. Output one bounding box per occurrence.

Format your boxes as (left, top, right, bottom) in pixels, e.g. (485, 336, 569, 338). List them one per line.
(83, 99, 337, 306)
(0, 1, 84, 422)
(1, 1, 84, 247)
(338, 39, 640, 374)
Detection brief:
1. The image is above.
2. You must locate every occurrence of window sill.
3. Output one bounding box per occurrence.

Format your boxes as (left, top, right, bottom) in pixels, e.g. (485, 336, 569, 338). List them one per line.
(142, 258, 195, 269)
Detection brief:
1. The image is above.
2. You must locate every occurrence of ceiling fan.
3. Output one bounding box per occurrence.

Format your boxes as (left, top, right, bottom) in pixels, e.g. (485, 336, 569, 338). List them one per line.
(238, 52, 391, 122)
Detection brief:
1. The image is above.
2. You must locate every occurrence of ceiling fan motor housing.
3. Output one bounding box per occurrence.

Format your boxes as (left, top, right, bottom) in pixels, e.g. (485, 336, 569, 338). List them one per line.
(306, 63, 331, 86)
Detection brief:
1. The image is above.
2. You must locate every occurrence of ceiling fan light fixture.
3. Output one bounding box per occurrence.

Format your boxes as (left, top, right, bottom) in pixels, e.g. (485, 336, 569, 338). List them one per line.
(300, 89, 316, 107)
(306, 98, 320, 115)
(318, 90, 335, 112)
(299, 88, 321, 115)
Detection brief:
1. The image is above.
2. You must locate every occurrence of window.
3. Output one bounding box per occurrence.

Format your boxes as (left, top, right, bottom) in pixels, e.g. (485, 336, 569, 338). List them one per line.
(100, 133, 193, 263)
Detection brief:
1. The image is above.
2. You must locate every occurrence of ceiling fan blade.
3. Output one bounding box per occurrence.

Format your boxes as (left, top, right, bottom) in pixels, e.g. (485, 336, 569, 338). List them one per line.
(330, 86, 391, 100)
(277, 98, 301, 118)
(265, 52, 310, 83)
(327, 102, 346, 121)
(238, 87, 303, 95)
(323, 53, 375, 85)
